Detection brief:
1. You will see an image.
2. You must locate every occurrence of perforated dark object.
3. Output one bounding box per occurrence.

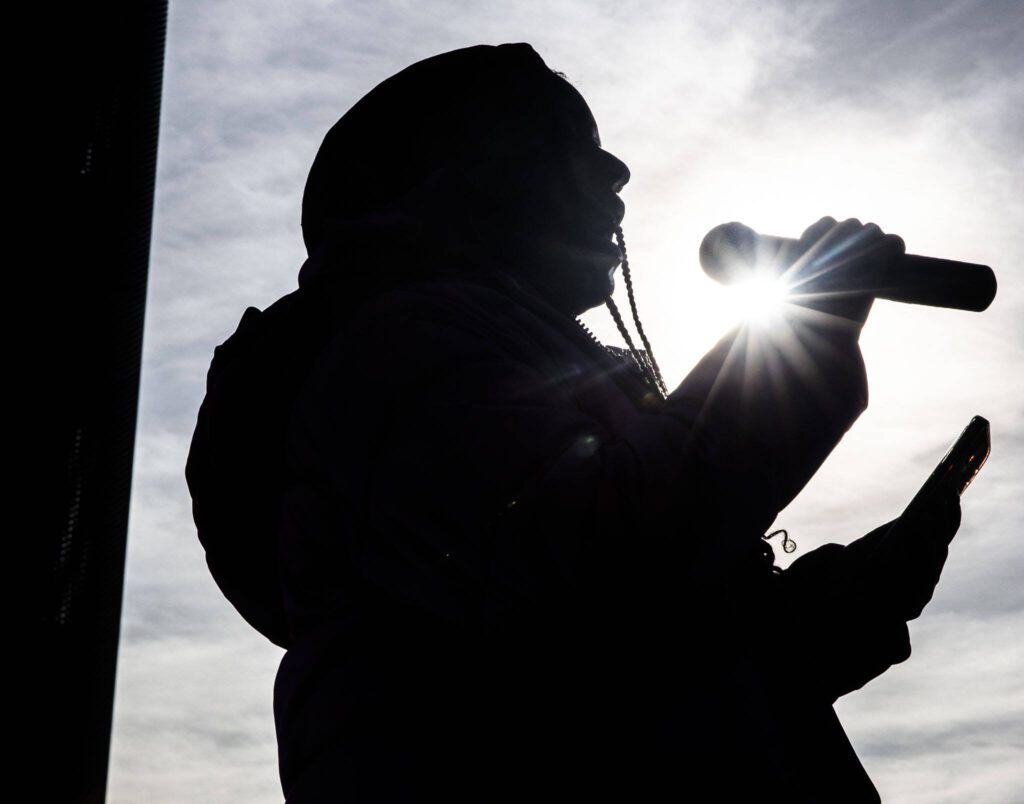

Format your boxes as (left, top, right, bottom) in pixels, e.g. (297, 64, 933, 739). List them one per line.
(40, 3, 167, 801)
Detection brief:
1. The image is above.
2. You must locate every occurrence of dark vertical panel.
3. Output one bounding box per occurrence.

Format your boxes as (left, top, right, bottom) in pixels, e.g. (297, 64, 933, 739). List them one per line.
(40, 3, 168, 801)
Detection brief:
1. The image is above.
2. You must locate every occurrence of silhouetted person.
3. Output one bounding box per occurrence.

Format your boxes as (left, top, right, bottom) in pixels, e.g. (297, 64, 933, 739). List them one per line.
(187, 43, 960, 802)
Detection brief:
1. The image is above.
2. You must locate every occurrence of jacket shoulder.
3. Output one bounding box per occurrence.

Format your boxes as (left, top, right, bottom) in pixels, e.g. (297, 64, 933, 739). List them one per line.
(306, 277, 573, 390)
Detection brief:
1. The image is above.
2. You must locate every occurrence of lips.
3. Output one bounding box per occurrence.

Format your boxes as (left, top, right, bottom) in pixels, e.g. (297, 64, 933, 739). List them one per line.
(580, 226, 623, 262)
(581, 203, 623, 241)
(569, 197, 625, 261)
(609, 196, 625, 229)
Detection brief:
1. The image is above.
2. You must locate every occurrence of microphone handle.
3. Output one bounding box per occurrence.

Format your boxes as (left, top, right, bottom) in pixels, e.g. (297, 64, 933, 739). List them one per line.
(754, 234, 997, 313)
(880, 254, 996, 312)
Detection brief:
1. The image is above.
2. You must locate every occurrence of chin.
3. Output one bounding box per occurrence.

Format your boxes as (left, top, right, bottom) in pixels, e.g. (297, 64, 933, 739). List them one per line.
(518, 236, 621, 315)
(589, 270, 616, 308)
(561, 263, 617, 316)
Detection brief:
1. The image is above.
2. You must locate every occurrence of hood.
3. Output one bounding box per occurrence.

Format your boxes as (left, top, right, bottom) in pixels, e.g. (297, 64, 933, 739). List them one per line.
(185, 202, 472, 649)
(185, 283, 344, 648)
(300, 42, 562, 256)
(185, 42, 612, 646)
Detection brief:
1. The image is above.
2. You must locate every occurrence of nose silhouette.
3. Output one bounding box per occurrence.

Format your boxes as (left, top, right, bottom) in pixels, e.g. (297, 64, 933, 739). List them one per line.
(602, 149, 630, 193)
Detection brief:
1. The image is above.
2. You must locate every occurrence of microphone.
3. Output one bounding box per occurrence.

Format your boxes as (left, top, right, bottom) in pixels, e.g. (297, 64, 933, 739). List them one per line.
(699, 222, 997, 312)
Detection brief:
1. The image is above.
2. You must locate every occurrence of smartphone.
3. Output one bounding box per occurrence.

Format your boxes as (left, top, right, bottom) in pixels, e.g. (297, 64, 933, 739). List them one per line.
(904, 415, 991, 517)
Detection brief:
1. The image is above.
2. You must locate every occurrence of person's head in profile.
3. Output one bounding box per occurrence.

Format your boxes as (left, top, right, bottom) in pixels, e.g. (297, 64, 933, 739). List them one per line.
(300, 42, 631, 317)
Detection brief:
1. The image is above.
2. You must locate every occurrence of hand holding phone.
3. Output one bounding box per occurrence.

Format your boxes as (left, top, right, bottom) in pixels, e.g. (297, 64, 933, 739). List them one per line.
(865, 416, 989, 620)
(902, 415, 990, 520)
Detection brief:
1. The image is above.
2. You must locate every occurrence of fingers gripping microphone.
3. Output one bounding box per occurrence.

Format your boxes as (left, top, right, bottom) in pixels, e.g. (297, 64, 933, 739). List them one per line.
(699, 222, 997, 312)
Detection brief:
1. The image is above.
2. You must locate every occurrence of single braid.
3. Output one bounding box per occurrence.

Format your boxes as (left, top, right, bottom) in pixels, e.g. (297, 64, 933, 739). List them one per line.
(605, 296, 645, 368)
(614, 226, 668, 396)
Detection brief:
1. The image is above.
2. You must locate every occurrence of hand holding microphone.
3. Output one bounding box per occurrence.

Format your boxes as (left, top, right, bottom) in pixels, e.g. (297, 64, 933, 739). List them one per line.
(700, 218, 997, 324)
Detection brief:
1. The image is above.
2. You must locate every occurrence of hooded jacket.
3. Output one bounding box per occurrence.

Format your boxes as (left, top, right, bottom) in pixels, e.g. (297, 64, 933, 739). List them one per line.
(185, 42, 919, 803)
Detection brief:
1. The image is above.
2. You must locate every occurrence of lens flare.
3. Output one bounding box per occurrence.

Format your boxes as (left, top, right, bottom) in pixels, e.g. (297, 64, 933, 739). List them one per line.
(731, 274, 790, 325)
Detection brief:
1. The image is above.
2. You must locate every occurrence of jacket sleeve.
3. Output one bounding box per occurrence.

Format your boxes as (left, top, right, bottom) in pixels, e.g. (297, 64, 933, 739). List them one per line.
(286, 288, 868, 634)
(771, 532, 914, 703)
(770, 476, 960, 703)
(665, 312, 869, 521)
(668, 313, 951, 701)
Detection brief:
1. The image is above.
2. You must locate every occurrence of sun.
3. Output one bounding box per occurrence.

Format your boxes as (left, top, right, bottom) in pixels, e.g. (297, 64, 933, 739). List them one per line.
(729, 273, 791, 325)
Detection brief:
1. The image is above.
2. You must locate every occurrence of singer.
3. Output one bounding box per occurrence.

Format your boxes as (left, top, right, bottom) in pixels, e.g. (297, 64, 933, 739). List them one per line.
(187, 44, 961, 803)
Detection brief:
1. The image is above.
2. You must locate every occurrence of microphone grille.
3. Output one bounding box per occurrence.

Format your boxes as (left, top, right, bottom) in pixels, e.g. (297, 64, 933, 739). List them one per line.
(699, 222, 760, 284)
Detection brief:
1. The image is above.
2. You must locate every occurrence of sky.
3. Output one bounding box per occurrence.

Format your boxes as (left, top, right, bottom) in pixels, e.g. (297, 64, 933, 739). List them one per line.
(109, 1, 1023, 801)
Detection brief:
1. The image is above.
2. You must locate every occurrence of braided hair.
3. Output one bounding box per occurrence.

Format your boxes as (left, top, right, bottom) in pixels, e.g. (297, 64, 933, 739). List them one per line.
(605, 226, 668, 397)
